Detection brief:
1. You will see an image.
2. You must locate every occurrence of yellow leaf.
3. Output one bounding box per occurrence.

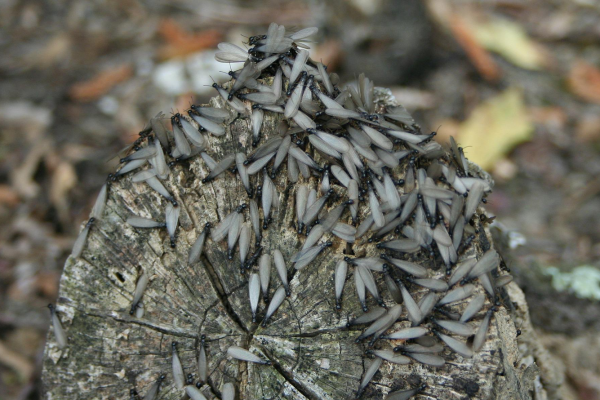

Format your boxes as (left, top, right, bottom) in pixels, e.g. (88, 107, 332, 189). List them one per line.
(458, 88, 532, 170)
(472, 17, 546, 70)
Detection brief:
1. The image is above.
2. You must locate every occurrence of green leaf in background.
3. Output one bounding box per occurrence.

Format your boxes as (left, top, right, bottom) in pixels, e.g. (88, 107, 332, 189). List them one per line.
(459, 87, 533, 171)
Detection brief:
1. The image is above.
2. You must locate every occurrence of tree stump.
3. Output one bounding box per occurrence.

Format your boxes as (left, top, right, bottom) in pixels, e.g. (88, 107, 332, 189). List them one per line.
(41, 33, 556, 400)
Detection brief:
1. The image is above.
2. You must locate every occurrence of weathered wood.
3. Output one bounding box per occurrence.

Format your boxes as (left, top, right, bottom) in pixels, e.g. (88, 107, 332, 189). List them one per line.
(42, 90, 551, 400)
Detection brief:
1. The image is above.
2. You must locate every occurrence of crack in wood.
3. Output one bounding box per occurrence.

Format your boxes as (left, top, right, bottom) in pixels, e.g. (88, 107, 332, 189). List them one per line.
(259, 345, 321, 400)
(265, 327, 343, 338)
(199, 257, 250, 334)
(86, 311, 198, 338)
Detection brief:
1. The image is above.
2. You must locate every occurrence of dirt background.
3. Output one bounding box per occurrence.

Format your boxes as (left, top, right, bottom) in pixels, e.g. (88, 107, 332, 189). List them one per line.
(1, 0, 599, 399)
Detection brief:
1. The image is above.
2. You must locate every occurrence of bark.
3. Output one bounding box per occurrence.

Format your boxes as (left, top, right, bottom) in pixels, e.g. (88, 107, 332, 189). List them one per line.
(42, 92, 557, 400)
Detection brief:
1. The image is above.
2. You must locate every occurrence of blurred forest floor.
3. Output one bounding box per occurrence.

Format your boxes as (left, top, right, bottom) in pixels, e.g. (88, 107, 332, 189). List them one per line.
(1, 0, 600, 399)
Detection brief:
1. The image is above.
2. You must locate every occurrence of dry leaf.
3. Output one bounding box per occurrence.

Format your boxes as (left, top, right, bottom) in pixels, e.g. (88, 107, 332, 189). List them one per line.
(425, 2, 500, 81)
(69, 64, 133, 102)
(575, 114, 600, 143)
(11, 139, 50, 199)
(50, 161, 77, 224)
(0, 184, 20, 206)
(36, 271, 60, 298)
(158, 19, 222, 60)
(311, 39, 343, 71)
(568, 60, 600, 104)
(36, 33, 72, 68)
(0, 340, 34, 381)
(458, 88, 533, 170)
(449, 14, 500, 81)
(472, 17, 547, 70)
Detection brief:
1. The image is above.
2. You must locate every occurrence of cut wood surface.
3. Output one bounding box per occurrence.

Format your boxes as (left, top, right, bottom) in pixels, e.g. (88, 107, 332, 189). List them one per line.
(42, 64, 553, 400)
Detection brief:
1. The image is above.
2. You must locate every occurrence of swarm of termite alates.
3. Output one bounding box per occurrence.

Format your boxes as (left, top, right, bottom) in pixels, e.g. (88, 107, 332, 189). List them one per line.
(51, 22, 515, 400)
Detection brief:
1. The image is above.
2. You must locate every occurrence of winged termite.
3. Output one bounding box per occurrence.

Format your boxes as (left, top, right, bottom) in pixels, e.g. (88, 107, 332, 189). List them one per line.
(212, 83, 247, 114)
(249, 273, 260, 322)
(349, 307, 386, 326)
(130, 268, 149, 315)
(48, 304, 67, 349)
(143, 375, 165, 400)
(285, 72, 306, 118)
(473, 309, 493, 351)
(273, 250, 289, 295)
(293, 241, 332, 270)
(185, 386, 208, 400)
(165, 203, 180, 247)
(437, 332, 474, 358)
(222, 383, 235, 400)
(227, 346, 270, 365)
(387, 385, 428, 400)
(438, 284, 476, 306)
(467, 250, 500, 280)
(259, 254, 272, 302)
(262, 286, 286, 326)
(215, 42, 250, 63)
(357, 358, 382, 398)
(189, 223, 211, 265)
(382, 326, 429, 340)
(189, 112, 226, 136)
(171, 342, 185, 389)
(90, 183, 108, 220)
(399, 282, 422, 325)
(355, 270, 367, 312)
(115, 159, 147, 177)
(227, 211, 243, 259)
(202, 153, 236, 183)
(357, 305, 402, 341)
(405, 352, 446, 367)
(127, 217, 165, 229)
(370, 349, 411, 365)
(434, 319, 475, 337)
(71, 218, 94, 258)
